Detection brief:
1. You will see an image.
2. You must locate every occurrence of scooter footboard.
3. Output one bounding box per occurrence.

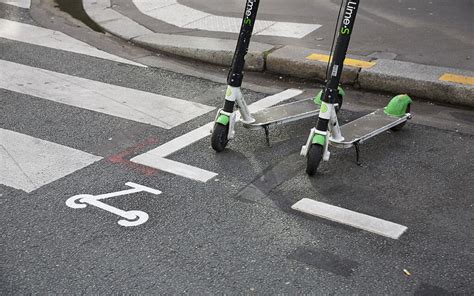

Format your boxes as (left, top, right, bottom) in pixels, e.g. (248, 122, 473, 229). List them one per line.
(330, 109, 410, 148)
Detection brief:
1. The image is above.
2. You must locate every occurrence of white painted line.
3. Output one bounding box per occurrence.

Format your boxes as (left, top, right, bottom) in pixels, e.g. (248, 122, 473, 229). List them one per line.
(144, 122, 214, 158)
(130, 89, 303, 182)
(132, 157, 218, 182)
(132, 0, 321, 38)
(0, 0, 30, 8)
(248, 89, 304, 113)
(0, 19, 144, 67)
(291, 198, 408, 239)
(256, 22, 322, 38)
(0, 59, 215, 129)
(0, 128, 102, 193)
(137, 89, 303, 158)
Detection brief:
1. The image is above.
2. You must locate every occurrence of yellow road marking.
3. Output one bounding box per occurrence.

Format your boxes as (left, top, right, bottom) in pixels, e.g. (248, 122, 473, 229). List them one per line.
(306, 53, 376, 69)
(439, 73, 474, 85)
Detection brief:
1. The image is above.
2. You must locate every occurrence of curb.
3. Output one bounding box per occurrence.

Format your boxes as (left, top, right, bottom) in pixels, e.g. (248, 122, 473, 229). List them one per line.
(134, 33, 273, 72)
(266, 46, 361, 85)
(82, 0, 272, 71)
(83, 0, 474, 107)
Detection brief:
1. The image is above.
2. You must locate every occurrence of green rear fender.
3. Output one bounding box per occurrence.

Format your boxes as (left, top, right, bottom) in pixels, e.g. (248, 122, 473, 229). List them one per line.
(384, 94, 412, 117)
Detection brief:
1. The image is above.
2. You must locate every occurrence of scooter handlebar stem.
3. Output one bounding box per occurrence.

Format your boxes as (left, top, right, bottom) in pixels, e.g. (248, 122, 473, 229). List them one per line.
(227, 0, 260, 87)
(324, 0, 360, 93)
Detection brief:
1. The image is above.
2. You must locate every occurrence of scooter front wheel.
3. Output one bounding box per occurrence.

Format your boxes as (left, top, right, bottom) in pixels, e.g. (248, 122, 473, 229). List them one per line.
(211, 123, 229, 152)
(306, 144, 323, 176)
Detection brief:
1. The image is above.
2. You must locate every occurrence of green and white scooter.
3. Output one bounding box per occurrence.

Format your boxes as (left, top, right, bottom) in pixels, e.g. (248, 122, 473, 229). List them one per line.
(301, 0, 412, 175)
(210, 0, 321, 150)
(211, 0, 412, 176)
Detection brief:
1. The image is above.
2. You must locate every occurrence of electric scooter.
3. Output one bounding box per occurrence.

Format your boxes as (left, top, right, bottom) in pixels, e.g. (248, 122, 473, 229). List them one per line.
(210, 0, 321, 150)
(300, 0, 412, 175)
(211, 0, 412, 176)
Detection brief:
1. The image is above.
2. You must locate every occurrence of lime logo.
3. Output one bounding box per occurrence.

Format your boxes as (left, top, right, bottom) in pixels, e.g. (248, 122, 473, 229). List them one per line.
(341, 1, 357, 36)
(226, 87, 232, 97)
(245, 0, 256, 17)
(321, 103, 328, 113)
(243, 0, 256, 26)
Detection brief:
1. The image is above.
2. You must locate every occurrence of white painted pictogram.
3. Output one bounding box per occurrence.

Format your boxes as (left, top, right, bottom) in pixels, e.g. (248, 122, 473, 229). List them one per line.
(66, 182, 161, 227)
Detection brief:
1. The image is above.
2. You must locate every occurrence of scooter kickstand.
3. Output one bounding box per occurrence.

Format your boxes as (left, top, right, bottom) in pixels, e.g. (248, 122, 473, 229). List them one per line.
(263, 125, 271, 147)
(354, 141, 362, 166)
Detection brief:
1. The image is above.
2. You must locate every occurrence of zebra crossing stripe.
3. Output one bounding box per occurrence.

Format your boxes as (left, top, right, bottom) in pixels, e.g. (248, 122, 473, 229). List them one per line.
(0, 18, 144, 67)
(0, 59, 215, 129)
(132, 0, 321, 38)
(130, 89, 303, 182)
(0, 0, 30, 8)
(0, 128, 102, 193)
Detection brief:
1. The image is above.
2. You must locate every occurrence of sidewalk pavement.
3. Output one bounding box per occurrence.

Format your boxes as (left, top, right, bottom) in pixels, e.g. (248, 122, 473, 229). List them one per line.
(83, 0, 474, 107)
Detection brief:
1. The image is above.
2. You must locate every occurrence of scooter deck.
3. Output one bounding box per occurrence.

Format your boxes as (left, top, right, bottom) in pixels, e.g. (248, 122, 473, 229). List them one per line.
(243, 99, 319, 129)
(331, 109, 409, 148)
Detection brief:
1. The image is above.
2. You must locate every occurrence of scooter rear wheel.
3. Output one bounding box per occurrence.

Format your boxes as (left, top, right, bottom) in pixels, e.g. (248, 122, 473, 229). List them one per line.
(211, 123, 229, 152)
(306, 144, 323, 176)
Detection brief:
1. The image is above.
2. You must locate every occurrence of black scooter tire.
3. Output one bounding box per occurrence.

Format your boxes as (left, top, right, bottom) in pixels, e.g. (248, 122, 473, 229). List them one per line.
(211, 123, 229, 152)
(306, 144, 323, 176)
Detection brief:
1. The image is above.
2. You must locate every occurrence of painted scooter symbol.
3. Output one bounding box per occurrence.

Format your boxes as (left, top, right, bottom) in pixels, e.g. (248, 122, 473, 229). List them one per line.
(66, 182, 161, 227)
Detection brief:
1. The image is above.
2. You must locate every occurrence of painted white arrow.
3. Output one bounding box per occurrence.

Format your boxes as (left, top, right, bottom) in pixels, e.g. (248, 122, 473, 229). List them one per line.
(132, 0, 321, 38)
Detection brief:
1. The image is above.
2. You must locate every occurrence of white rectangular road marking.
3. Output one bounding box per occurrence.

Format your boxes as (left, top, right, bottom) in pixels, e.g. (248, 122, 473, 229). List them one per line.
(137, 157, 217, 182)
(256, 22, 322, 38)
(0, 60, 215, 129)
(248, 89, 304, 113)
(291, 198, 408, 239)
(139, 89, 303, 158)
(131, 89, 303, 181)
(132, 0, 321, 39)
(0, 0, 30, 8)
(0, 19, 144, 67)
(0, 128, 102, 193)
(146, 122, 214, 158)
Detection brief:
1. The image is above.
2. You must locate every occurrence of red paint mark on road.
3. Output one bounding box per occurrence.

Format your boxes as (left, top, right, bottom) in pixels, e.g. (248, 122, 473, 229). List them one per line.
(107, 137, 158, 176)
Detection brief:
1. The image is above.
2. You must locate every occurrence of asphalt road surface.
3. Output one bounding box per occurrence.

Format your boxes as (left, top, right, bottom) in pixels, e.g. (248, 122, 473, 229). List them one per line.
(165, 0, 474, 70)
(1, 2, 473, 294)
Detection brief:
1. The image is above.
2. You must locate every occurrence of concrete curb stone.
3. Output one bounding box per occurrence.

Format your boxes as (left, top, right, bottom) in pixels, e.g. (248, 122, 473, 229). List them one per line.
(359, 60, 474, 107)
(82, 0, 474, 107)
(81, 0, 272, 71)
(133, 33, 274, 72)
(266, 45, 360, 84)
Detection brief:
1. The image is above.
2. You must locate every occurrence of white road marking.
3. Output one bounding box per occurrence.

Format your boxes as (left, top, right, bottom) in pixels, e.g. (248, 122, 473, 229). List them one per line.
(0, 19, 144, 67)
(0, 0, 30, 8)
(0, 60, 215, 129)
(247, 89, 304, 112)
(66, 182, 161, 227)
(134, 155, 218, 182)
(141, 89, 303, 158)
(0, 128, 102, 193)
(131, 89, 303, 182)
(291, 198, 408, 239)
(132, 0, 321, 38)
(146, 122, 215, 158)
